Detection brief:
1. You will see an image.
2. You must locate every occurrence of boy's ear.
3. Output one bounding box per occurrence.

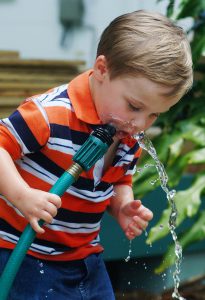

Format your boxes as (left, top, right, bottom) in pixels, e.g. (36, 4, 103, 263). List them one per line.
(93, 55, 109, 82)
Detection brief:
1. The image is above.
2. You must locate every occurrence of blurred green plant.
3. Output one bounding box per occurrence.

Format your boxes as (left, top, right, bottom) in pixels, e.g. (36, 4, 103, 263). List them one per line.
(133, 0, 205, 273)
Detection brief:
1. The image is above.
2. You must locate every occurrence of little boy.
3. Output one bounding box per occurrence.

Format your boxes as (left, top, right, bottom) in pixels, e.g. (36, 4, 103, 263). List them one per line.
(0, 10, 192, 300)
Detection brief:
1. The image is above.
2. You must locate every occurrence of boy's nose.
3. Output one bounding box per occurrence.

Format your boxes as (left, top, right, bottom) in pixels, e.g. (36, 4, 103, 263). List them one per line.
(130, 116, 147, 132)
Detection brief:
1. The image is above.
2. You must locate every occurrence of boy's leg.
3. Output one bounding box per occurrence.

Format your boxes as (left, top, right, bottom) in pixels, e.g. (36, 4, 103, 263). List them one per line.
(0, 249, 87, 300)
(83, 253, 115, 300)
(0, 249, 115, 300)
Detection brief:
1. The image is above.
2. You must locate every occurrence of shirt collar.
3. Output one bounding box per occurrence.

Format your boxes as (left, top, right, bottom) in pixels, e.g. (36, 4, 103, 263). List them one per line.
(68, 69, 102, 125)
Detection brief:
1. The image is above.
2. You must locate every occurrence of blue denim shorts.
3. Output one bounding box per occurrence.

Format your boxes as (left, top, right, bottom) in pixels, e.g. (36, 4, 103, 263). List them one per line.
(0, 248, 115, 300)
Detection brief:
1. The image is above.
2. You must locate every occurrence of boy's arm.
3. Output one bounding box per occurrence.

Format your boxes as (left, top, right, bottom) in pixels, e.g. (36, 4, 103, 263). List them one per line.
(107, 184, 153, 240)
(0, 147, 61, 234)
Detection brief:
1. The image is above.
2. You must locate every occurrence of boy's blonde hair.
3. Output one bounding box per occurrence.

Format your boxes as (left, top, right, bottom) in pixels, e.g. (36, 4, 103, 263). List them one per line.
(97, 10, 193, 99)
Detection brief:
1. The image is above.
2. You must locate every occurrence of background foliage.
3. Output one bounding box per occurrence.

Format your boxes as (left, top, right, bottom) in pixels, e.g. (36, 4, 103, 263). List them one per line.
(133, 0, 205, 273)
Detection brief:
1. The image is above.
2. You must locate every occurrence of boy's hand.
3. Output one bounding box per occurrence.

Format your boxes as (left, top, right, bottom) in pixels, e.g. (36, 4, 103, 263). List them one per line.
(118, 200, 153, 240)
(14, 187, 62, 234)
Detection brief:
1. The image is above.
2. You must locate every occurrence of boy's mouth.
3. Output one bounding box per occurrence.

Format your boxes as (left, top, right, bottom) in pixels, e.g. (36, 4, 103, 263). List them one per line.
(115, 130, 130, 139)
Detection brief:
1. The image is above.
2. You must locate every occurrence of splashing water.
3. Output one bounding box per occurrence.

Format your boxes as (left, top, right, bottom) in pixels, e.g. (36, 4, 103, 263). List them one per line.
(125, 240, 132, 262)
(135, 132, 185, 300)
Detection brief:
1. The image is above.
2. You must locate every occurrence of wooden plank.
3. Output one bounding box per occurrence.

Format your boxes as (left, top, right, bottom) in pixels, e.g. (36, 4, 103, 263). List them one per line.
(0, 96, 23, 106)
(0, 107, 16, 119)
(0, 59, 85, 69)
(0, 82, 57, 91)
(0, 72, 73, 83)
(0, 50, 20, 59)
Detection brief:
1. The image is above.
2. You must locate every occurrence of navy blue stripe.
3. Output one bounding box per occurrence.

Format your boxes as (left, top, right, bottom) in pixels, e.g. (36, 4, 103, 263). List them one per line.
(112, 141, 139, 165)
(112, 155, 122, 165)
(22, 160, 54, 180)
(72, 176, 111, 192)
(9, 110, 41, 152)
(127, 142, 140, 154)
(52, 89, 68, 100)
(50, 99, 71, 106)
(27, 152, 64, 177)
(72, 185, 113, 200)
(56, 208, 104, 223)
(50, 124, 89, 145)
(128, 157, 139, 170)
(26, 152, 112, 194)
(0, 218, 72, 252)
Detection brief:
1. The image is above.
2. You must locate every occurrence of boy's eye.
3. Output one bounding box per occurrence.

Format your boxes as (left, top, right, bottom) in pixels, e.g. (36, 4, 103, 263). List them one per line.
(128, 103, 141, 112)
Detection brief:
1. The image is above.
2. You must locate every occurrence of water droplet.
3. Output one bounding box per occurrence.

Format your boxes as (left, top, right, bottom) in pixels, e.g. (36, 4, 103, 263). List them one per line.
(125, 240, 132, 262)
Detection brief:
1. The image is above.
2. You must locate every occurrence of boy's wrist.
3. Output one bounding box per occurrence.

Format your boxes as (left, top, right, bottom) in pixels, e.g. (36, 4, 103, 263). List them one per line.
(6, 184, 29, 206)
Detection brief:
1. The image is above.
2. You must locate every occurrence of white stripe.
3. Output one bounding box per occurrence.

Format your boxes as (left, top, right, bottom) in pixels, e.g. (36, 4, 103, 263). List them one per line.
(90, 235, 100, 245)
(68, 185, 114, 202)
(47, 137, 77, 155)
(125, 165, 137, 176)
(16, 157, 57, 185)
(16, 157, 114, 202)
(46, 218, 101, 234)
(118, 144, 130, 153)
(37, 84, 68, 103)
(115, 154, 134, 167)
(116, 149, 127, 157)
(43, 99, 73, 110)
(0, 231, 63, 255)
(93, 156, 104, 187)
(46, 222, 100, 234)
(32, 99, 50, 129)
(0, 196, 24, 217)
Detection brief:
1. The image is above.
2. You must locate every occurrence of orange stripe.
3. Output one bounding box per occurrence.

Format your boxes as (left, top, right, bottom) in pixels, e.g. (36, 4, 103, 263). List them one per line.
(0, 199, 27, 231)
(0, 240, 103, 261)
(0, 126, 21, 160)
(18, 101, 49, 146)
(15, 166, 110, 213)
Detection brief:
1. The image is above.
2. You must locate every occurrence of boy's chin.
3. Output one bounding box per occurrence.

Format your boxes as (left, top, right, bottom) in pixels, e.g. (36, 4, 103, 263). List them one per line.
(115, 130, 130, 139)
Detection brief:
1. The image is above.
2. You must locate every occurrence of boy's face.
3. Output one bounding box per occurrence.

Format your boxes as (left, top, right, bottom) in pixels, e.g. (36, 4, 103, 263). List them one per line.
(91, 56, 180, 139)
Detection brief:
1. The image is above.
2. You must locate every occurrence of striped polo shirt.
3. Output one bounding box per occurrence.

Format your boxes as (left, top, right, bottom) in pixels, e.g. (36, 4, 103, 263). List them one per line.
(0, 70, 142, 261)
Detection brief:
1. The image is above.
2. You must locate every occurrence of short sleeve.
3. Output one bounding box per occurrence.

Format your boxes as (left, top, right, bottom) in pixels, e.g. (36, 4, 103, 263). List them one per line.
(0, 99, 50, 160)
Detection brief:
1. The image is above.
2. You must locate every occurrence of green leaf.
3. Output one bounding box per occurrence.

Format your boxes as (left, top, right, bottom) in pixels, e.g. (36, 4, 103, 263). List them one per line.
(146, 174, 205, 244)
(177, 0, 205, 19)
(167, 0, 175, 17)
(168, 138, 184, 165)
(191, 26, 205, 64)
(186, 148, 205, 164)
(178, 122, 205, 147)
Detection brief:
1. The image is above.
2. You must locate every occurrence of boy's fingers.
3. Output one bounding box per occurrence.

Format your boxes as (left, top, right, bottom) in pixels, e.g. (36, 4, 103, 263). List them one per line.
(30, 219, 45, 234)
(136, 205, 153, 221)
(132, 216, 148, 230)
(45, 202, 58, 217)
(126, 227, 142, 239)
(40, 211, 53, 224)
(49, 194, 62, 209)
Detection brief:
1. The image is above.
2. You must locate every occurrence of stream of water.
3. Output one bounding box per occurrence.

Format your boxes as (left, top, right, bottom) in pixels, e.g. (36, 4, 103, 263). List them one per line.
(135, 132, 185, 300)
